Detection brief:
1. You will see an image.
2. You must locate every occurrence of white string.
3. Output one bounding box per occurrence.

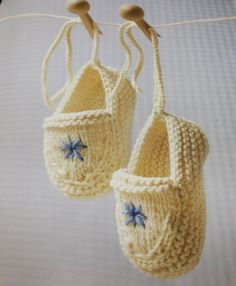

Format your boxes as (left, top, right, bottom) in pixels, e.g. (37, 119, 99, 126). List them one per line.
(155, 15, 236, 28)
(0, 13, 73, 23)
(0, 13, 236, 28)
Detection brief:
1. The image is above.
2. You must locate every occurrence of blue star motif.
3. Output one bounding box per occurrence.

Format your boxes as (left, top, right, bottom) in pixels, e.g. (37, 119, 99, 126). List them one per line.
(61, 137, 87, 161)
(123, 202, 147, 228)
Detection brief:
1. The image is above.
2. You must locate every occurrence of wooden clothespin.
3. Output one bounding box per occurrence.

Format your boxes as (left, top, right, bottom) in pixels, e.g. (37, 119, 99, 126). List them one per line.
(66, 0, 101, 38)
(120, 4, 160, 40)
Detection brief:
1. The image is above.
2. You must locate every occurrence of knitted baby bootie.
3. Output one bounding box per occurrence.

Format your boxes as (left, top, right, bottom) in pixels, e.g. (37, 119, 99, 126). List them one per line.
(42, 21, 143, 199)
(111, 28, 209, 278)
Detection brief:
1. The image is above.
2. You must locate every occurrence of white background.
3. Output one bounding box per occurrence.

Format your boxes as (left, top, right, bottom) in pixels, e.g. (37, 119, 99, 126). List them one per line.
(0, 1, 236, 285)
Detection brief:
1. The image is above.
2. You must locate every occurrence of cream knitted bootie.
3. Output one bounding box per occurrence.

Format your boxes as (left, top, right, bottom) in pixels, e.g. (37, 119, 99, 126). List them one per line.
(111, 28, 209, 278)
(42, 21, 143, 199)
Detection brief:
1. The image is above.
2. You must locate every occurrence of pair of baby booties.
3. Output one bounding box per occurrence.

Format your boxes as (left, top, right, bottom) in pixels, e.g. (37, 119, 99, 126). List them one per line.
(42, 20, 209, 279)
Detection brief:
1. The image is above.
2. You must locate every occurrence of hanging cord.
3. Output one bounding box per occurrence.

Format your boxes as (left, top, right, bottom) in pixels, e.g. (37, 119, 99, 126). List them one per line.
(90, 23, 100, 64)
(117, 22, 134, 80)
(109, 22, 144, 109)
(105, 22, 133, 112)
(150, 28, 165, 113)
(64, 23, 74, 81)
(41, 18, 100, 111)
(118, 22, 144, 87)
(41, 19, 78, 110)
(125, 23, 144, 88)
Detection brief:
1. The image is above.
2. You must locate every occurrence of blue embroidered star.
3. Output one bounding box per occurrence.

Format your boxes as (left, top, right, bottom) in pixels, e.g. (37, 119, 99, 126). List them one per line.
(123, 202, 147, 228)
(61, 137, 87, 161)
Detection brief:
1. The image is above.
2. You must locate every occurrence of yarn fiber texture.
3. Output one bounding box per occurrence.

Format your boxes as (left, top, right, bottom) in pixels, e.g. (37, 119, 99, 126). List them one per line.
(110, 28, 209, 278)
(42, 22, 143, 199)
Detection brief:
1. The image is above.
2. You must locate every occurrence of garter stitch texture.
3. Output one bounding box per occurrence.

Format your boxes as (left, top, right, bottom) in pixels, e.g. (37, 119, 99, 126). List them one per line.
(42, 21, 143, 199)
(111, 28, 209, 278)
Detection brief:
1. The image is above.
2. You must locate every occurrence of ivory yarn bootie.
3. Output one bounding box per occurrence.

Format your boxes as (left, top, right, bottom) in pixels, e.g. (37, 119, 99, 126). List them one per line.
(111, 28, 209, 278)
(42, 21, 143, 199)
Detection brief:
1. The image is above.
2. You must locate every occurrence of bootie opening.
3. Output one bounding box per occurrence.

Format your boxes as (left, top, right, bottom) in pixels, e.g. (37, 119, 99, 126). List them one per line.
(60, 66, 106, 114)
(132, 116, 170, 178)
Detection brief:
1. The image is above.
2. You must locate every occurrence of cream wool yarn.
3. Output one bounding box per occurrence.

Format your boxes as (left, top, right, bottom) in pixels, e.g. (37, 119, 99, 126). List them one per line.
(42, 21, 143, 199)
(111, 28, 209, 278)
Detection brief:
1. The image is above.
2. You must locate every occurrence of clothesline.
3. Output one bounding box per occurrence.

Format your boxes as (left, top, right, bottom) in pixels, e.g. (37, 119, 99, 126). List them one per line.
(0, 13, 236, 28)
